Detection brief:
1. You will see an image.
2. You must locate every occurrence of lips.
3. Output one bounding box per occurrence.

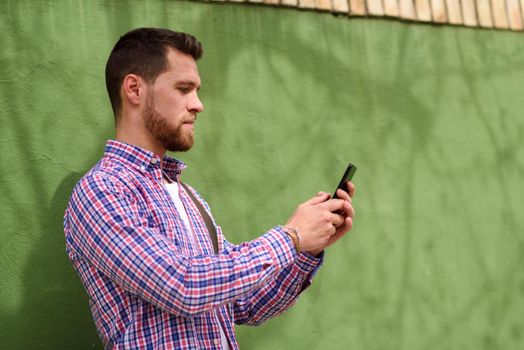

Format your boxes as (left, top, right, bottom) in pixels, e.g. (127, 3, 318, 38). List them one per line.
(182, 120, 195, 129)
(183, 117, 196, 124)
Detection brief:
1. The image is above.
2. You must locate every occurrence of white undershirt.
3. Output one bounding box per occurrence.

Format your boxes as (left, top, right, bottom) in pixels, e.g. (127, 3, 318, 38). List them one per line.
(164, 182, 231, 350)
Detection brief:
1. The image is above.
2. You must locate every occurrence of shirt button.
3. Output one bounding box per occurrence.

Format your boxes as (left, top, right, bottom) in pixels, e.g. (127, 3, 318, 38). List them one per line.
(151, 157, 159, 165)
(214, 339, 219, 346)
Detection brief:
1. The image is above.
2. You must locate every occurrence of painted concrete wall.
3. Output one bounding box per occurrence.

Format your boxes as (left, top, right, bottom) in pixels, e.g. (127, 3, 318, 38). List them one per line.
(1, 0, 524, 349)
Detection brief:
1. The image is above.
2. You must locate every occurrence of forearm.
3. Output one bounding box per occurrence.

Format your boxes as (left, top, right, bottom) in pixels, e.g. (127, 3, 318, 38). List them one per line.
(233, 249, 323, 326)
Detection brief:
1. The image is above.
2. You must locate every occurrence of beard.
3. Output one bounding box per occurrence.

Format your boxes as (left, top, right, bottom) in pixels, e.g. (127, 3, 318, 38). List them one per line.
(143, 93, 194, 152)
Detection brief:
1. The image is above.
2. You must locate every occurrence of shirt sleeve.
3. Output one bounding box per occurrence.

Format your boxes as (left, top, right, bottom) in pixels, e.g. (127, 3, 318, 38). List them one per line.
(65, 172, 298, 319)
(229, 230, 324, 326)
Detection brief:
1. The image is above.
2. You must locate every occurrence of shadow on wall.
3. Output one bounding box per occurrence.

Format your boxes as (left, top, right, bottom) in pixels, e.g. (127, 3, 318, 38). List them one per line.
(0, 0, 110, 347)
(2, 172, 101, 350)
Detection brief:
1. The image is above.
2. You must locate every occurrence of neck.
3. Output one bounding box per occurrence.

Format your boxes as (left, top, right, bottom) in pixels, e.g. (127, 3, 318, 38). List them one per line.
(115, 124, 166, 157)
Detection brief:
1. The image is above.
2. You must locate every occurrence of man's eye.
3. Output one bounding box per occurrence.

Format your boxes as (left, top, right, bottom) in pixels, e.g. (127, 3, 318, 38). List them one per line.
(177, 87, 190, 94)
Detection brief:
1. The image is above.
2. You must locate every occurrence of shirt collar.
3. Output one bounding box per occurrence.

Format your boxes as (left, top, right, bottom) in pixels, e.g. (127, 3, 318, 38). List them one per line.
(104, 140, 186, 181)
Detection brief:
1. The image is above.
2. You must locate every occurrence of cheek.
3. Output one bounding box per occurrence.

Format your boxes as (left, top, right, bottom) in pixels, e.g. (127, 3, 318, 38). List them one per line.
(156, 94, 186, 116)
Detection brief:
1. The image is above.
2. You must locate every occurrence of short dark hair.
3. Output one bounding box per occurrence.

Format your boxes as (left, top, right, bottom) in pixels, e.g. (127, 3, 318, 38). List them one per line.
(105, 28, 203, 118)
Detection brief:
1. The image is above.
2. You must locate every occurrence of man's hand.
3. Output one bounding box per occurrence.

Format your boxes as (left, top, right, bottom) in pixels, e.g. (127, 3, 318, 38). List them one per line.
(286, 182, 355, 255)
(285, 181, 355, 256)
(311, 181, 356, 255)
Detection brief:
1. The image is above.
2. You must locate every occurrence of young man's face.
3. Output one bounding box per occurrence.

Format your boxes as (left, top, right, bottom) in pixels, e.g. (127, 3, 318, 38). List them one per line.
(143, 48, 204, 152)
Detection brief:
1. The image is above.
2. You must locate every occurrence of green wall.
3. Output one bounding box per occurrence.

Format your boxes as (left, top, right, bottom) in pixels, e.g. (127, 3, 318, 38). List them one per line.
(1, 0, 524, 349)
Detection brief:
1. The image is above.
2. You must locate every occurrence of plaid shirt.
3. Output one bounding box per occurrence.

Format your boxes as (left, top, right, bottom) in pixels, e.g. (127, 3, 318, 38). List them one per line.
(64, 140, 323, 349)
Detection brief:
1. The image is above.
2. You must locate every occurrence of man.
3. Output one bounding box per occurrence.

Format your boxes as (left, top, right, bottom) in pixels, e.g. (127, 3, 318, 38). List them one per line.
(64, 28, 355, 349)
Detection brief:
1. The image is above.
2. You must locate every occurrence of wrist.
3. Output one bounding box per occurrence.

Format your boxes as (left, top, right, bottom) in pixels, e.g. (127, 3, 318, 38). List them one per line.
(307, 249, 324, 257)
(280, 225, 301, 253)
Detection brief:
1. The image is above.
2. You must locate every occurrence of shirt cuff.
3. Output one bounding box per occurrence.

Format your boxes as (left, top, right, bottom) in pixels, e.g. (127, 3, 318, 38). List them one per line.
(294, 250, 324, 276)
(257, 226, 298, 271)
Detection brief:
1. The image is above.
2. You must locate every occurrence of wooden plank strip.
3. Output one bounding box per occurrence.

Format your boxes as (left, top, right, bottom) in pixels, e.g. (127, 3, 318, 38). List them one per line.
(445, 0, 463, 24)
(332, 0, 350, 13)
(461, 0, 478, 26)
(521, 0, 524, 25)
(399, 0, 417, 19)
(212, 0, 521, 32)
(367, 0, 384, 15)
(384, 0, 400, 16)
(506, 0, 524, 30)
(491, 0, 509, 28)
(350, 0, 368, 15)
(415, 0, 432, 22)
(298, 0, 316, 8)
(476, 0, 494, 28)
(314, 0, 332, 10)
(430, 0, 447, 23)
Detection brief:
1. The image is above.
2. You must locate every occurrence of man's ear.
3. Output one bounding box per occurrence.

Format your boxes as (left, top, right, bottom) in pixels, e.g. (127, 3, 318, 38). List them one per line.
(121, 74, 145, 107)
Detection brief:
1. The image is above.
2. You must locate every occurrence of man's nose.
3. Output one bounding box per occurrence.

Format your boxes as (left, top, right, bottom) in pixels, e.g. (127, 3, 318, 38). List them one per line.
(188, 93, 204, 114)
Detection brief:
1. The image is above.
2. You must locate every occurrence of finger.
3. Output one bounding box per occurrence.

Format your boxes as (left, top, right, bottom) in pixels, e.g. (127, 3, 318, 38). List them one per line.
(331, 225, 348, 241)
(336, 188, 351, 203)
(322, 198, 346, 212)
(342, 202, 355, 219)
(329, 212, 345, 227)
(336, 216, 353, 235)
(346, 181, 356, 198)
(304, 192, 330, 206)
(329, 223, 337, 236)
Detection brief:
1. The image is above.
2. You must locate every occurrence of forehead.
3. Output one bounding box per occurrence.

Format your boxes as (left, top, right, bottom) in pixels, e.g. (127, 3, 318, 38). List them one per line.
(160, 48, 201, 84)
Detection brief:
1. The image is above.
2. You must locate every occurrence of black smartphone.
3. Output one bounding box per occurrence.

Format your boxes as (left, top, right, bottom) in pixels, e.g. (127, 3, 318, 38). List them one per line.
(332, 163, 357, 199)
